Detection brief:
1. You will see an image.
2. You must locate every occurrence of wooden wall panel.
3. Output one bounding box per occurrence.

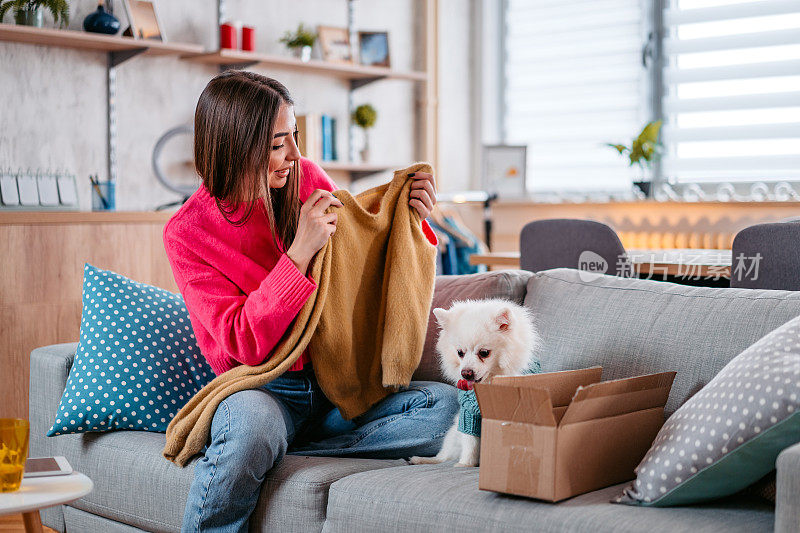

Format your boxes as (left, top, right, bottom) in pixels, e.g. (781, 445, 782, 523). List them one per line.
(0, 303, 82, 419)
(2, 224, 158, 306)
(150, 223, 179, 293)
(1, 212, 175, 420)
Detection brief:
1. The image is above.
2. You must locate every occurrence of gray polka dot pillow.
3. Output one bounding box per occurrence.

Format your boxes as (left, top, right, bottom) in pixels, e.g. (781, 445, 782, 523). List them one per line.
(47, 264, 214, 436)
(617, 313, 800, 506)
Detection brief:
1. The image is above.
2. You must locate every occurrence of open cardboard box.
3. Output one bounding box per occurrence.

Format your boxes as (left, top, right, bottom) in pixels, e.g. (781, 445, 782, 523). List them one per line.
(473, 367, 676, 502)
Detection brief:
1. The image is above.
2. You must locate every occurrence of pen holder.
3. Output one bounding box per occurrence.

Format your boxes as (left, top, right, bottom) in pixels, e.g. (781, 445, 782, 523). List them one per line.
(91, 180, 116, 211)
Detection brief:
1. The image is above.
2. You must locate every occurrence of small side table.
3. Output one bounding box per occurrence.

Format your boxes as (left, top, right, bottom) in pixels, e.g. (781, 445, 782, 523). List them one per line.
(0, 472, 93, 533)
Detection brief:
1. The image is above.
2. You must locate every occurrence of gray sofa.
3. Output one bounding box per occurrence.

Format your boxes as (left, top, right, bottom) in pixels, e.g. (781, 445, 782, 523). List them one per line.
(29, 269, 800, 532)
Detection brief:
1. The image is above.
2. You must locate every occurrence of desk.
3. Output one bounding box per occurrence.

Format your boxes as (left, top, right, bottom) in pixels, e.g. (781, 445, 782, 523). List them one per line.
(469, 248, 733, 279)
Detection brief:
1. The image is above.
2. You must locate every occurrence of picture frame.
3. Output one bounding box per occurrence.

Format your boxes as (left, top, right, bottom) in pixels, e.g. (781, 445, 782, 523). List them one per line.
(317, 26, 353, 64)
(482, 144, 528, 198)
(358, 31, 390, 68)
(122, 0, 165, 41)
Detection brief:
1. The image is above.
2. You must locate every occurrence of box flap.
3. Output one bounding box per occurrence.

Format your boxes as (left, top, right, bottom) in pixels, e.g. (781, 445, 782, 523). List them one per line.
(559, 371, 676, 426)
(559, 386, 672, 426)
(570, 371, 676, 402)
(474, 383, 557, 426)
(492, 367, 603, 407)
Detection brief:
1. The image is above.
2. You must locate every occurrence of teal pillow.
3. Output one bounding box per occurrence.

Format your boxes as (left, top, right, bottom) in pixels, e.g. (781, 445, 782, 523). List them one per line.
(47, 264, 214, 436)
(617, 313, 800, 506)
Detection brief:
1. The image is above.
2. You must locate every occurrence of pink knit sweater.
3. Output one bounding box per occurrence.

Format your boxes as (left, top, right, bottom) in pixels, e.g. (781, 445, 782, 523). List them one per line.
(163, 158, 436, 376)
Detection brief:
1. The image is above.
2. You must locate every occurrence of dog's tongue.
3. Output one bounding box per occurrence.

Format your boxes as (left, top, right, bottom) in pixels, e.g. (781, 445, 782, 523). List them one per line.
(457, 379, 474, 391)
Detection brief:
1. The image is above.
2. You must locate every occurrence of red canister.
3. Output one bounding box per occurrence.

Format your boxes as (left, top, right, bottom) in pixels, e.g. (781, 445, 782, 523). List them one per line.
(241, 26, 255, 51)
(220, 23, 236, 49)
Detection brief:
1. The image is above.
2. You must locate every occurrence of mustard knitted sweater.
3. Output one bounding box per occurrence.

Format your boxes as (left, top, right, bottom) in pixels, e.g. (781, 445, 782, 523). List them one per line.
(162, 163, 437, 466)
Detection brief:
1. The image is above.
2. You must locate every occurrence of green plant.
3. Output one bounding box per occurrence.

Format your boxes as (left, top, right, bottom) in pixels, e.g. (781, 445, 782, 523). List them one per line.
(352, 104, 377, 129)
(607, 120, 663, 170)
(279, 23, 317, 48)
(0, 0, 69, 26)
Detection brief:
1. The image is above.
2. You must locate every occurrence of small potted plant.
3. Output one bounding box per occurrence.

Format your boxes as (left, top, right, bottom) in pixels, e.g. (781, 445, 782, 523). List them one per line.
(279, 23, 317, 63)
(0, 0, 69, 27)
(606, 120, 663, 197)
(352, 104, 377, 163)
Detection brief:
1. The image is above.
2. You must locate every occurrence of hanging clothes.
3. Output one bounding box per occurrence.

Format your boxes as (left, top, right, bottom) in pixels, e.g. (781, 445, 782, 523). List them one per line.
(444, 214, 487, 276)
(427, 211, 487, 276)
(428, 220, 459, 275)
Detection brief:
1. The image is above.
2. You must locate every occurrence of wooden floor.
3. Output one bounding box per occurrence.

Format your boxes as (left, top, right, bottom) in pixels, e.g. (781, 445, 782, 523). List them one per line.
(0, 513, 57, 532)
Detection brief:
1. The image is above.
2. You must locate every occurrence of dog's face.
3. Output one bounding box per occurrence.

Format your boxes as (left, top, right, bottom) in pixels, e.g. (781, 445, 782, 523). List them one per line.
(433, 301, 535, 389)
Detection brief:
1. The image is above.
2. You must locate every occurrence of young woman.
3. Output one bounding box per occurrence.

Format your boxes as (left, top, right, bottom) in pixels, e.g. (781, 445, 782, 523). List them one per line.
(163, 71, 458, 532)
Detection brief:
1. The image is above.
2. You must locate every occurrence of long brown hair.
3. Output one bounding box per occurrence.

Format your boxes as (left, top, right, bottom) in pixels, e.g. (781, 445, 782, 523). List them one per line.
(194, 71, 300, 251)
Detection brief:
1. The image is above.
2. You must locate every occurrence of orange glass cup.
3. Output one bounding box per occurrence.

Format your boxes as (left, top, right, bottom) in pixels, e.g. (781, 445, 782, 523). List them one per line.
(0, 418, 29, 492)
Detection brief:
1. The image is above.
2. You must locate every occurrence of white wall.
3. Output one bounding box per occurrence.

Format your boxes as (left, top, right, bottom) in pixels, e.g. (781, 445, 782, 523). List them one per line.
(437, 0, 474, 192)
(0, 0, 474, 210)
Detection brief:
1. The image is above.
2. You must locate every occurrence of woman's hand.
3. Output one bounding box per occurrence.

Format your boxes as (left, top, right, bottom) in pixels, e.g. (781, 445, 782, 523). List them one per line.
(409, 172, 436, 220)
(287, 189, 343, 275)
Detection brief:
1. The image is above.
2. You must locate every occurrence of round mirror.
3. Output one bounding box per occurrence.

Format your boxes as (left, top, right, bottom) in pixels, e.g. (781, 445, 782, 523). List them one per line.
(152, 125, 198, 198)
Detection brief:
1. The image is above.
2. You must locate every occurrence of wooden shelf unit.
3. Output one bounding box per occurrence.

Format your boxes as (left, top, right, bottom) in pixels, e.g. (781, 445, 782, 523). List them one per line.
(2, 1, 437, 184)
(319, 162, 402, 180)
(183, 49, 427, 85)
(0, 25, 425, 82)
(0, 23, 203, 56)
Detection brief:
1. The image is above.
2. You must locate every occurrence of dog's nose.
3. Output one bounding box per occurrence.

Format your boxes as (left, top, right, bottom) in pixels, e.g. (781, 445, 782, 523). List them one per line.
(461, 369, 475, 380)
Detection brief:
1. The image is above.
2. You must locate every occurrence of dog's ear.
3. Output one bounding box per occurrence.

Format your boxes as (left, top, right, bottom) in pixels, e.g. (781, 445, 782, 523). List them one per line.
(432, 307, 449, 326)
(495, 308, 512, 332)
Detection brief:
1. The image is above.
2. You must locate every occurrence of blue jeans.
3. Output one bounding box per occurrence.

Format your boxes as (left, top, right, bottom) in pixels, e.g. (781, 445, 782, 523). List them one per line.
(181, 366, 458, 533)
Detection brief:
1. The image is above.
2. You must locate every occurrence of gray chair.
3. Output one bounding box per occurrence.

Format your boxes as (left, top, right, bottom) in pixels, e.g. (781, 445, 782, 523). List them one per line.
(730, 222, 800, 290)
(519, 219, 629, 276)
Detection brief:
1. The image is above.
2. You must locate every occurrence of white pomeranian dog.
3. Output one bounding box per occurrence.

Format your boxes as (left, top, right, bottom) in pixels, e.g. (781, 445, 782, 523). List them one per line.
(410, 298, 540, 467)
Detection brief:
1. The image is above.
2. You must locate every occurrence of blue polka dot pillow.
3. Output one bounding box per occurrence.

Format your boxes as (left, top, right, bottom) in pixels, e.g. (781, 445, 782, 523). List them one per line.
(47, 264, 214, 436)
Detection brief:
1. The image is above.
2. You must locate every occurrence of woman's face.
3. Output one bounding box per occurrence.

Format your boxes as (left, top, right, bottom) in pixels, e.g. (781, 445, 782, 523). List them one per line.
(266, 103, 301, 190)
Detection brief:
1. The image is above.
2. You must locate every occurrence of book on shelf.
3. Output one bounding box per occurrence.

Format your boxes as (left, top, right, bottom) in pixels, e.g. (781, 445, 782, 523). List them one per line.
(297, 113, 339, 163)
(321, 114, 334, 161)
(331, 117, 338, 161)
(296, 113, 321, 162)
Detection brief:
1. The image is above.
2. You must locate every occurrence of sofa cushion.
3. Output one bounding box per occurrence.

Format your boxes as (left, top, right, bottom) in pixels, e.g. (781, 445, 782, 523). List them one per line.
(51, 429, 404, 532)
(525, 268, 800, 416)
(414, 271, 533, 382)
(619, 313, 800, 506)
(48, 263, 213, 436)
(322, 463, 775, 532)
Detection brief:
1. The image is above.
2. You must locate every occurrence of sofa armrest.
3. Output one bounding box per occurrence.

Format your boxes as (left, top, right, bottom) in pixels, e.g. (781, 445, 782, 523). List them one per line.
(776, 441, 800, 533)
(28, 342, 78, 458)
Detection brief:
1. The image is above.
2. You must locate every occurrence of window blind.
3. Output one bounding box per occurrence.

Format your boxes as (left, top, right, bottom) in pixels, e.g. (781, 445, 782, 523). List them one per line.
(662, 0, 800, 183)
(503, 0, 648, 192)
